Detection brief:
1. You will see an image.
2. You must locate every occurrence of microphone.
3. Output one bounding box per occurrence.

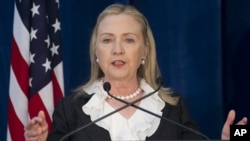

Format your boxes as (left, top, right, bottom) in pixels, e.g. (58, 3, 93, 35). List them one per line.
(59, 78, 162, 141)
(103, 78, 210, 140)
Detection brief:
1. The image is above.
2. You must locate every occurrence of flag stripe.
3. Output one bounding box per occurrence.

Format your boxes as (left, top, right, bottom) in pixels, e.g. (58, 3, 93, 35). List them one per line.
(54, 62, 64, 94)
(38, 82, 54, 118)
(11, 38, 29, 96)
(52, 66, 64, 106)
(8, 99, 25, 141)
(9, 68, 28, 125)
(28, 93, 52, 128)
(13, 4, 29, 63)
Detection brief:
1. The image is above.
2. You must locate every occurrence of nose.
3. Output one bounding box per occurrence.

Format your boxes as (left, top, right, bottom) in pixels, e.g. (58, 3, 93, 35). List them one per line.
(112, 41, 124, 55)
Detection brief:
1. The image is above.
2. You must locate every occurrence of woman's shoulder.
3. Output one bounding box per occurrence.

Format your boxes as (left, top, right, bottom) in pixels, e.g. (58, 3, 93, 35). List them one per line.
(168, 93, 187, 107)
(159, 88, 182, 106)
(57, 91, 93, 107)
(159, 89, 191, 112)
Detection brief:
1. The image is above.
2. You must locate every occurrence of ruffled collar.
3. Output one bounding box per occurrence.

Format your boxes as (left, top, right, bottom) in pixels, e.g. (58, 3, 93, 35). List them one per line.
(82, 79, 165, 140)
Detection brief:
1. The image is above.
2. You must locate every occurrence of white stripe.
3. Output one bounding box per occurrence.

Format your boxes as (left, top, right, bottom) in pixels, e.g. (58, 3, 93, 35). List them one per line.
(39, 82, 54, 119)
(9, 67, 29, 126)
(13, 4, 30, 64)
(7, 126, 12, 141)
(54, 62, 65, 95)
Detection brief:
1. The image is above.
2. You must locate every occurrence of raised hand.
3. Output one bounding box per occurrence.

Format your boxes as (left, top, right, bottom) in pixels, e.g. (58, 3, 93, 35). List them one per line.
(24, 111, 48, 141)
(221, 109, 248, 140)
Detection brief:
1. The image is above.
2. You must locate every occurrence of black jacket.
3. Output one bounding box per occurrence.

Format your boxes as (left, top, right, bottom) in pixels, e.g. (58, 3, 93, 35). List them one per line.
(47, 93, 205, 141)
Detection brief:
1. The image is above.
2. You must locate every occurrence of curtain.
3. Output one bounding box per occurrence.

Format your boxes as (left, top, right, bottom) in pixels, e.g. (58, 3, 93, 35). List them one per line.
(1, 0, 249, 140)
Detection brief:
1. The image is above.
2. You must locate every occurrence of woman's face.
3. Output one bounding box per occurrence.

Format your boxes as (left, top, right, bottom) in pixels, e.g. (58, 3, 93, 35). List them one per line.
(96, 14, 147, 81)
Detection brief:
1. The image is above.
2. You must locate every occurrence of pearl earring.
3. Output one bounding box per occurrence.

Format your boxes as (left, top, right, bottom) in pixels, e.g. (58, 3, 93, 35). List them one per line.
(141, 59, 145, 65)
(96, 58, 99, 63)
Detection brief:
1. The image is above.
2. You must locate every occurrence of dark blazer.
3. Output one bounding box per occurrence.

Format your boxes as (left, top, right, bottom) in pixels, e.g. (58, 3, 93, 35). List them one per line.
(47, 93, 205, 141)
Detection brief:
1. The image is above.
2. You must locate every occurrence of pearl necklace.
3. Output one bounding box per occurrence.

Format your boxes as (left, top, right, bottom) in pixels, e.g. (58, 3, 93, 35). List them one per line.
(106, 87, 142, 100)
(100, 79, 142, 100)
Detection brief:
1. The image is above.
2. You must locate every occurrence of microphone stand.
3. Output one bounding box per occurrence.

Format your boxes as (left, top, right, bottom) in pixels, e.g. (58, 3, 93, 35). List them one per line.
(103, 80, 210, 140)
(59, 78, 162, 141)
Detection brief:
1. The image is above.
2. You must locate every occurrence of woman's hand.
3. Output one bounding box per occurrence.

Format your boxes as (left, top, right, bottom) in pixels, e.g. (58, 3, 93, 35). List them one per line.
(221, 109, 248, 140)
(24, 110, 48, 141)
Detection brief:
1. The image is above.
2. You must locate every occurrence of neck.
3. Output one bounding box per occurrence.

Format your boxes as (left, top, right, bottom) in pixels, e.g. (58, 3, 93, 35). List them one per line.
(101, 78, 140, 96)
(103, 78, 139, 95)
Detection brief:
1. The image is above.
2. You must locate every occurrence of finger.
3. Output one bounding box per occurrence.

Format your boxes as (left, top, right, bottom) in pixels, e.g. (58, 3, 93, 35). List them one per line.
(38, 110, 48, 131)
(237, 117, 248, 125)
(25, 117, 43, 130)
(225, 109, 236, 125)
(25, 111, 47, 131)
(25, 129, 43, 136)
(25, 137, 39, 141)
(38, 110, 46, 123)
(31, 116, 43, 124)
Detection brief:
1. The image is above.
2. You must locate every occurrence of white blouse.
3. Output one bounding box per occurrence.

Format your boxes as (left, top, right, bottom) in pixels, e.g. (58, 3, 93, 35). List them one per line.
(82, 79, 165, 140)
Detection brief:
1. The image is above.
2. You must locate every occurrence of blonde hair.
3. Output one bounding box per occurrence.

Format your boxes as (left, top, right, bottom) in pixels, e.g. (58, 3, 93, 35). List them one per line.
(76, 3, 178, 105)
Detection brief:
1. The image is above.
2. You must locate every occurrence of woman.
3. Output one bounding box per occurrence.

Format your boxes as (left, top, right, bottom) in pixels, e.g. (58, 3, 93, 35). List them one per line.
(24, 3, 247, 141)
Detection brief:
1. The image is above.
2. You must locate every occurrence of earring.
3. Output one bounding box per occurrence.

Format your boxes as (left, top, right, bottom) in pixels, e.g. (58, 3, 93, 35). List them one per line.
(96, 58, 99, 63)
(141, 59, 145, 65)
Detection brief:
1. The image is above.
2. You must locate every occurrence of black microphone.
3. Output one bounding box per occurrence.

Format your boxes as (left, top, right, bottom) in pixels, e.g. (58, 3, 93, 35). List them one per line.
(103, 79, 210, 140)
(59, 78, 163, 141)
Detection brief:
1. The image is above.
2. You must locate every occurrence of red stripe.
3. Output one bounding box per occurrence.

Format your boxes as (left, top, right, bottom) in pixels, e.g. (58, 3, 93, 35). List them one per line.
(11, 38, 29, 96)
(52, 71, 63, 107)
(8, 99, 25, 141)
(28, 93, 52, 131)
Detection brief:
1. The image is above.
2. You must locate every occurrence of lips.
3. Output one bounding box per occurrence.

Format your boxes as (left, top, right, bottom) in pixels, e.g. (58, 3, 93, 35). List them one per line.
(112, 60, 125, 66)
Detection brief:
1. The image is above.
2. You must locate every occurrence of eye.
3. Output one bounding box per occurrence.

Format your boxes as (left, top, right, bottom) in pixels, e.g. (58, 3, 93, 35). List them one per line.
(125, 38, 135, 43)
(102, 38, 111, 44)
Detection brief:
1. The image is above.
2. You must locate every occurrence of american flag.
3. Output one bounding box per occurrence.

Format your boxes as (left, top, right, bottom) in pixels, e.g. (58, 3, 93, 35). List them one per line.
(7, 0, 64, 140)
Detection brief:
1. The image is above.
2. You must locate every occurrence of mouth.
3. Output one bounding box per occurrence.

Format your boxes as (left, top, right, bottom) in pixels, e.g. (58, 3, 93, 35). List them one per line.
(111, 60, 125, 67)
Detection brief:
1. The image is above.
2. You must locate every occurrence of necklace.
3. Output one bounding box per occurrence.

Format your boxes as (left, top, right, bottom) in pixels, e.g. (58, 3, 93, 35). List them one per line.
(107, 87, 142, 100)
(100, 79, 142, 100)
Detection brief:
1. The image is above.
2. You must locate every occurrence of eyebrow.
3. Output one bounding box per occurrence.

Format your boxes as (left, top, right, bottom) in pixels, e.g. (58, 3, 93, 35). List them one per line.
(99, 32, 138, 37)
(99, 33, 113, 37)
